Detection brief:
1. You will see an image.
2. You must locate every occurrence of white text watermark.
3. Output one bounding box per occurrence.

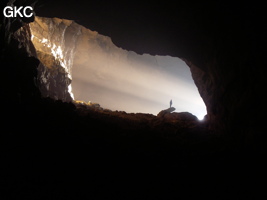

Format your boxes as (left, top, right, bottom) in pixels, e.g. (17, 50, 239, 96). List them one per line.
(3, 6, 33, 18)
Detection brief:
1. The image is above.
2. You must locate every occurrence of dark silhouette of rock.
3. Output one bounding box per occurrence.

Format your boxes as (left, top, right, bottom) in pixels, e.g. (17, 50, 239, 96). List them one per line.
(157, 107, 175, 117)
(164, 112, 198, 121)
(157, 107, 198, 125)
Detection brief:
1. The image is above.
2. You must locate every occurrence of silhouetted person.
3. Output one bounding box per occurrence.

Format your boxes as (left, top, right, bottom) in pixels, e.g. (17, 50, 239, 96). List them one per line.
(170, 99, 172, 108)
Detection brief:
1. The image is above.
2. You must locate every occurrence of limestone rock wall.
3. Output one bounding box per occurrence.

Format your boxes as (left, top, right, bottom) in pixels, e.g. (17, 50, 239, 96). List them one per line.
(15, 16, 82, 102)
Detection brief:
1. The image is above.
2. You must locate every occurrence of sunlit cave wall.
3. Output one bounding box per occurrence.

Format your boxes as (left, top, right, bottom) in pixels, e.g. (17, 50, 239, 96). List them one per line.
(27, 16, 81, 102)
(24, 16, 206, 119)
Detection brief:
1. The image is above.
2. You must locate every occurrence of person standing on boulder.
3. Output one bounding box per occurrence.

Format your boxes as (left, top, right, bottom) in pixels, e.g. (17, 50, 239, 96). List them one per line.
(170, 99, 172, 108)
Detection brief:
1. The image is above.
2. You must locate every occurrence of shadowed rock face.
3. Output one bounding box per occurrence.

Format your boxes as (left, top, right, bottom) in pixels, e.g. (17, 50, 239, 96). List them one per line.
(184, 38, 266, 136)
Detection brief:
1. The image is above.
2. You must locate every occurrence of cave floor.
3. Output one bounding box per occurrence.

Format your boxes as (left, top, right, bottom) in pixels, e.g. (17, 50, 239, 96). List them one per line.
(2, 98, 265, 199)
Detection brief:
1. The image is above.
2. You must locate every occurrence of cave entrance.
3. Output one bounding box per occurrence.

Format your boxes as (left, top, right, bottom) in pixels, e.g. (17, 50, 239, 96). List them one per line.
(29, 16, 206, 120)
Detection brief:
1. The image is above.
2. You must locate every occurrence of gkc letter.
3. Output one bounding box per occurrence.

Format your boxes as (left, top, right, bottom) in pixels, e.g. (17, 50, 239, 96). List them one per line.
(3, 6, 33, 18)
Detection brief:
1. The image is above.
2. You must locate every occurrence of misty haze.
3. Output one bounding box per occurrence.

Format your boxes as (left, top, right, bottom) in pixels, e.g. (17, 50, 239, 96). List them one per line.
(71, 26, 206, 120)
(29, 17, 206, 120)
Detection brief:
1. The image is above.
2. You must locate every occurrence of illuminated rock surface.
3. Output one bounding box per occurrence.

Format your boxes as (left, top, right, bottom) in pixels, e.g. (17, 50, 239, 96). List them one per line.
(14, 17, 81, 102)
(29, 17, 81, 101)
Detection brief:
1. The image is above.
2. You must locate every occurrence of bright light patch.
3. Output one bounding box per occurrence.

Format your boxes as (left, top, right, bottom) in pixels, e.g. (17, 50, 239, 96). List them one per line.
(71, 31, 207, 120)
(41, 38, 48, 44)
(68, 84, 74, 99)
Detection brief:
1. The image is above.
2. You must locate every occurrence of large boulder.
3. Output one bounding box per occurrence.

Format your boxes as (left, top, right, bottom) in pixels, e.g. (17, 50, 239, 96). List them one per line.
(164, 112, 198, 122)
(157, 108, 198, 123)
(157, 107, 176, 118)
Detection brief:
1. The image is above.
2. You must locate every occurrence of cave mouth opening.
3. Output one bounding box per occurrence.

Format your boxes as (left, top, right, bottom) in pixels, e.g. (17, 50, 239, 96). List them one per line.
(28, 16, 207, 120)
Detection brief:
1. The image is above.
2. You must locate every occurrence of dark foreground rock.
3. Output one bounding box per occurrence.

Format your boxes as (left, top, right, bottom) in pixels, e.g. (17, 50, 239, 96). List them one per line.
(157, 107, 176, 117)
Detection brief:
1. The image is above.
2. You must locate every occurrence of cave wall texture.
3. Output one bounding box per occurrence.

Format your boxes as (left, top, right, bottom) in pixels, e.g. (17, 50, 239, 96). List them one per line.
(3, 0, 265, 139)
(14, 16, 82, 102)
